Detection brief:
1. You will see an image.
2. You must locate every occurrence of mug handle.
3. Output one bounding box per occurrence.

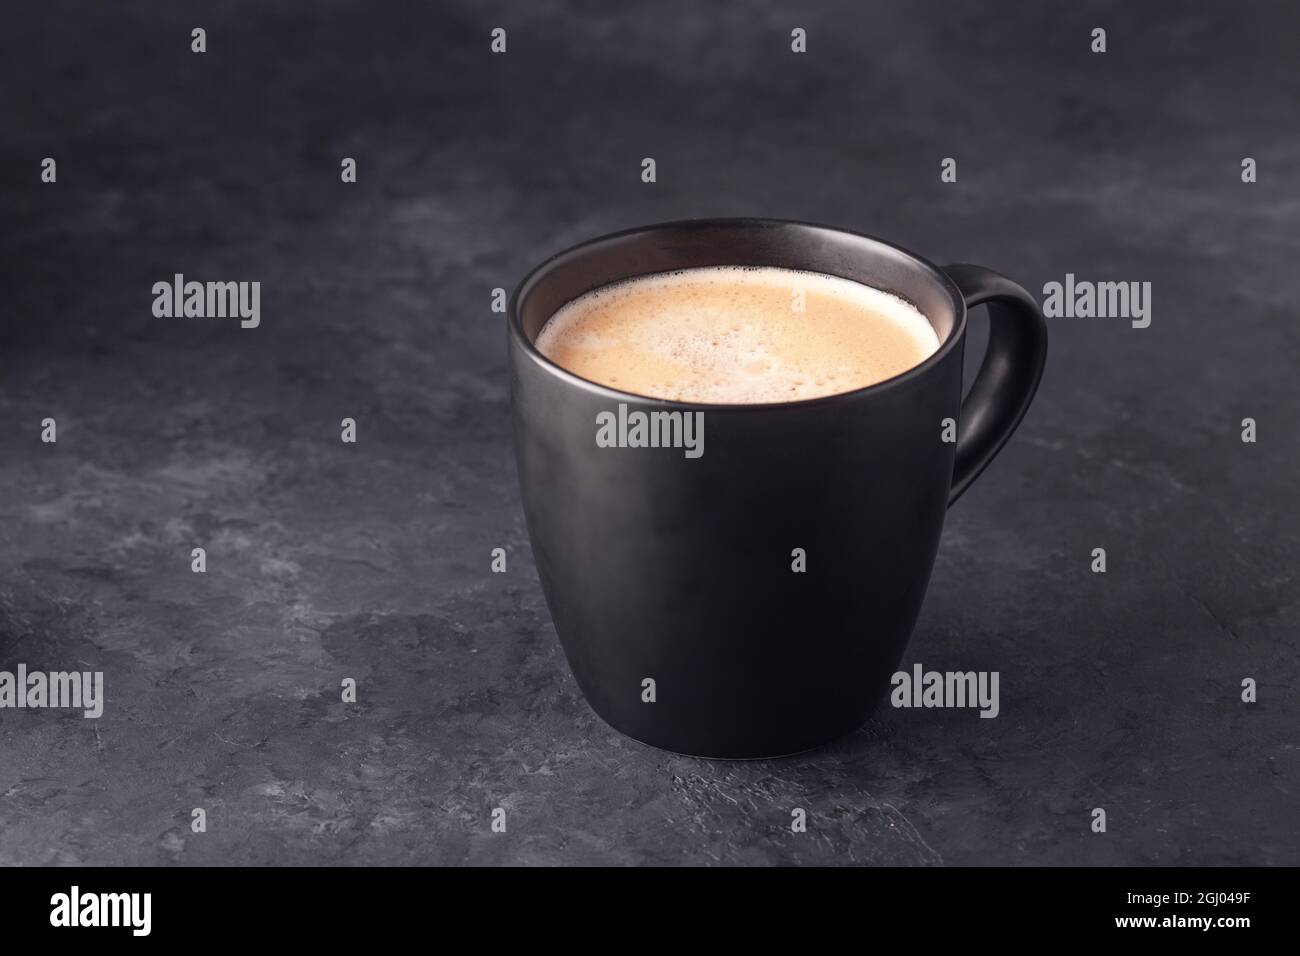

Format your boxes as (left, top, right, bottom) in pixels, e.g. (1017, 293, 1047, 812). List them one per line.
(941, 264, 1049, 505)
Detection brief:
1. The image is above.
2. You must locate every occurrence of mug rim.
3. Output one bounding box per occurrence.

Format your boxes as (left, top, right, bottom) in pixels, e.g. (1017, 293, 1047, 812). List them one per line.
(508, 216, 968, 411)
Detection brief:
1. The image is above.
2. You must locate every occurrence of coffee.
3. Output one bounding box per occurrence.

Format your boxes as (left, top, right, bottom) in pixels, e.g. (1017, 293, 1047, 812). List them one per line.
(534, 266, 940, 404)
(513, 220, 1049, 757)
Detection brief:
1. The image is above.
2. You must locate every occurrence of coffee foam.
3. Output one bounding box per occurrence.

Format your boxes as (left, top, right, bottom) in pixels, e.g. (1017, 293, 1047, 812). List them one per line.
(534, 266, 940, 404)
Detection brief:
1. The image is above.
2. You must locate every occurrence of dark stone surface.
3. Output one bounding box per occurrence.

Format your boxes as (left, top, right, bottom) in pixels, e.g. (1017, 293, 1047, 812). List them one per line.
(0, 0, 1295, 865)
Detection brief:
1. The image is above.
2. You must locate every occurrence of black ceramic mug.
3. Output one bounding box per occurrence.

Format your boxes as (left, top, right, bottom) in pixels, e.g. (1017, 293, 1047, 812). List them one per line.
(509, 219, 1047, 758)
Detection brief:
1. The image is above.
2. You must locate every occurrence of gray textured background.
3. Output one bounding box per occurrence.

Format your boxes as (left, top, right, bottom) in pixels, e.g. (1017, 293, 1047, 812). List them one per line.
(1, 0, 1296, 865)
